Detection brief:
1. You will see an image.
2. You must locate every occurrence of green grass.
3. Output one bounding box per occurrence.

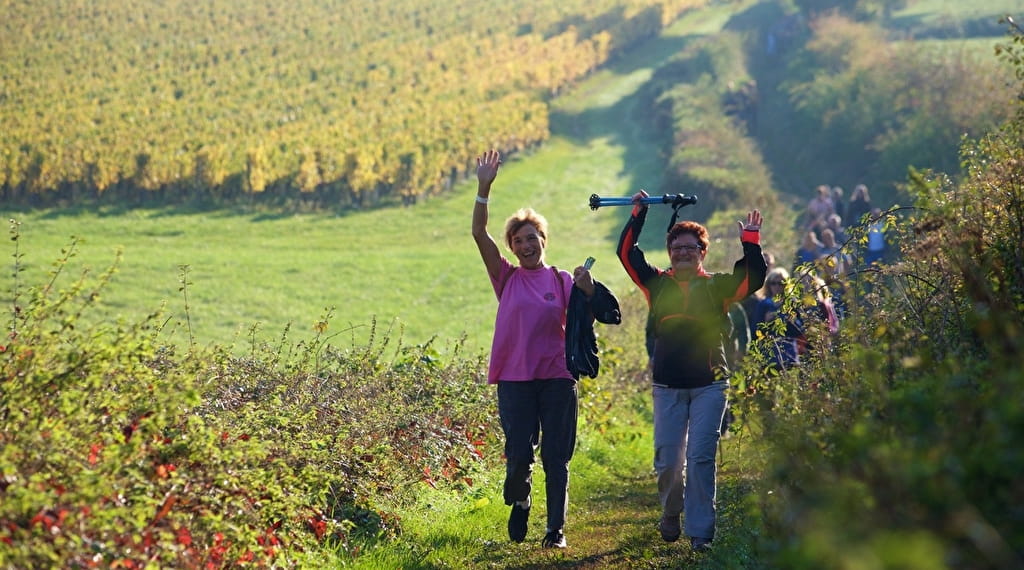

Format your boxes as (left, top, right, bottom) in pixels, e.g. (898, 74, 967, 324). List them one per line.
(893, 0, 1019, 22)
(889, 0, 1018, 41)
(341, 385, 766, 569)
(2, 1, 753, 359)
(3, 138, 637, 358)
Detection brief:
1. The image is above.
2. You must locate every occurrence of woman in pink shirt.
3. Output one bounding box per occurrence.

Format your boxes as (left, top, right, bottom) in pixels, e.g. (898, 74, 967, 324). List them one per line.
(471, 149, 598, 549)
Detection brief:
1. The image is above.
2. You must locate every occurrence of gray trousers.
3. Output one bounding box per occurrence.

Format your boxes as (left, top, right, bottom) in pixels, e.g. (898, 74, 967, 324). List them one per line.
(652, 382, 727, 539)
(497, 379, 578, 533)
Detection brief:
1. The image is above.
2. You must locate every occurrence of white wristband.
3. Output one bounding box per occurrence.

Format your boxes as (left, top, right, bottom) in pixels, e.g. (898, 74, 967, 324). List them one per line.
(475, 195, 489, 204)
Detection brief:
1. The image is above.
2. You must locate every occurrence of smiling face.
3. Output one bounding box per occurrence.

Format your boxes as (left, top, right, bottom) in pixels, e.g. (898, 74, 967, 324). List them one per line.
(504, 208, 549, 270)
(666, 221, 709, 278)
(510, 223, 545, 269)
(668, 233, 705, 276)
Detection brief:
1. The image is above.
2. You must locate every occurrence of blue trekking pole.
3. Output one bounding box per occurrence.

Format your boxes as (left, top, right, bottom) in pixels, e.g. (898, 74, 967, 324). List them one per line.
(589, 193, 697, 211)
(590, 193, 699, 231)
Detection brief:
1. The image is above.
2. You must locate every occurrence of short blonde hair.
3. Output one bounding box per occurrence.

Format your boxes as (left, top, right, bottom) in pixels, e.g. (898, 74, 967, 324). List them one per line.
(503, 208, 548, 249)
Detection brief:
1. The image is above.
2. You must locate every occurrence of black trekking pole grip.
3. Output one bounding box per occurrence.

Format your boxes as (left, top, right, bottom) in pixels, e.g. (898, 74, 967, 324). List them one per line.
(589, 193, 698, 211)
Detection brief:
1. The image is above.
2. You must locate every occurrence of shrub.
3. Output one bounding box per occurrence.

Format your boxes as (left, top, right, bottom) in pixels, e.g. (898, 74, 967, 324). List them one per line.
(780, 14, 1016, 207)
(0, 224, 505, 567)
(731, 27, 1024, 566)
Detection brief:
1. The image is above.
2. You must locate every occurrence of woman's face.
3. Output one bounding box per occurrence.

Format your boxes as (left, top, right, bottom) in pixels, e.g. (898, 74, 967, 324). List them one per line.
(510, 223, 545, 269)
(668, 233, 705, 275)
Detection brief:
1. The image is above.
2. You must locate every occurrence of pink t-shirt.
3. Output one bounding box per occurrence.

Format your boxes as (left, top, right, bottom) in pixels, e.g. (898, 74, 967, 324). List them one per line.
(487, 257, 573, 384)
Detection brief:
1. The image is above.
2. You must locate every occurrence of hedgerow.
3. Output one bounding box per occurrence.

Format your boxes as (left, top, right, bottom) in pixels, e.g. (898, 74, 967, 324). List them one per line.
(728, 18, 1024, 568)
(0, 222, 503, 567)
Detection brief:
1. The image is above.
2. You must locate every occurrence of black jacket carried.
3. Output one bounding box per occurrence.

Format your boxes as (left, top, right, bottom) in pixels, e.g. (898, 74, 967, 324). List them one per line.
(566, 280, 621, 380)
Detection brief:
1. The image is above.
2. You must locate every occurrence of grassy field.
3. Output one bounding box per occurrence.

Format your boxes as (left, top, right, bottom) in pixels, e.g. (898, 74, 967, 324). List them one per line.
(4, 0, 1014, 359)
(1, 3, 745, 359)
(3, 138, 638, 359)
(892, 0, 1019, 26)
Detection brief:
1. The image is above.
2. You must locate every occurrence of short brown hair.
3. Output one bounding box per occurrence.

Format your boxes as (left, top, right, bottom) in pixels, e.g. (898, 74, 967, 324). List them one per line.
(504, 208, 548, 249)
(666, 221, 709, 251)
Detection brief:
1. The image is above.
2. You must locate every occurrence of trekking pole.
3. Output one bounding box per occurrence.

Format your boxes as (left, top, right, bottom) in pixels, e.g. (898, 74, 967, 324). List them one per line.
(589, 193, 698, 210)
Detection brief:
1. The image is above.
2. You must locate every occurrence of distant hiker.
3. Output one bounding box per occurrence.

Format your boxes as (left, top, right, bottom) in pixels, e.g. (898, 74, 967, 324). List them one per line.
(749, 267, 802, 370)
(472, 149, 620, 550)
(804, 184, 836, 236)
(846, 183, 872, 228)
(864, 207, 888, 266)
(616, 190, 767, 553)
(794, 230, 825, 268)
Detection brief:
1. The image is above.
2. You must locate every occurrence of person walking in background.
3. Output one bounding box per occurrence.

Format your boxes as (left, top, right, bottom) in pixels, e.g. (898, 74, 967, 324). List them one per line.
(472, 149, 617, 549)
(804, 184, 835, 236)
(819, 227, 852, 278)
(741, 250, 775, 354)
(864, 207, 887, 266)
(798, 272, 840, 341)
(749, 267, 804, 370)
(825, 213, 848, 245)
(846, 184, 872, 227)
(795, 231, 825, 268)
(831, 185, 846, 223)
(617, 189, 766, 553)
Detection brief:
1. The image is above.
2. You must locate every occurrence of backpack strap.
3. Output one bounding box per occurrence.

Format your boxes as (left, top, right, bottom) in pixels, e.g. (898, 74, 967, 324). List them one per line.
(498, 266, 516, 298)
(552, 266, 567, 309)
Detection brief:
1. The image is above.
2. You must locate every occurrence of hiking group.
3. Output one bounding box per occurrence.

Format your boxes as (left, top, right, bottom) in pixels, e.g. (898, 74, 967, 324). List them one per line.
(471, 148, 772, 554)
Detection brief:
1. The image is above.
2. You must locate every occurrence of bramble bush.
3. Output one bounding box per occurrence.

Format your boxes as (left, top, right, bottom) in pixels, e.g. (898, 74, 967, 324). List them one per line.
(0, 222, 507, 567)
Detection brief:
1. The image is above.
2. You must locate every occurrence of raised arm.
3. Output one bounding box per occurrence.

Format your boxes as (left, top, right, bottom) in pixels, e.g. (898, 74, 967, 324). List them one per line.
(617, 190, 659, 290)
(728, 209, 768, 300)
(472, 149, 503, 281)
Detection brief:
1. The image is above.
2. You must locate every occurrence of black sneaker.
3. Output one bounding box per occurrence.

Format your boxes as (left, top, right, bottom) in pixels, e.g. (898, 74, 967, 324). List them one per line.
(658, 514, 681, 542)
(690, 536, 713, 552)
(508, 504, 529, 543)
(541, 529, 567, 549)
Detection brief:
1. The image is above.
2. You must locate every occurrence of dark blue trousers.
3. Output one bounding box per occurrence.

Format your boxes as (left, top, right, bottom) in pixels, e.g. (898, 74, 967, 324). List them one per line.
(497, 379, 578, 533)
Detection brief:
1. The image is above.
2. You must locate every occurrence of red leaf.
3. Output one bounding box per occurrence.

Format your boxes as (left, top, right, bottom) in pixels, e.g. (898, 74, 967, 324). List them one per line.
(176, 527, 192, 546)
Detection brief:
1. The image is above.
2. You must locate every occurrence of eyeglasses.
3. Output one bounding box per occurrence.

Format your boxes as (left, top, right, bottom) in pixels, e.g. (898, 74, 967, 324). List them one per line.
(670, 244, 703, 254)
(767, 280, 783, 286)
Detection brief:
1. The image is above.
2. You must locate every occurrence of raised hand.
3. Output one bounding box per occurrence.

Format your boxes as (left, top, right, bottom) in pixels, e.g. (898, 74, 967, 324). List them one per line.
(476, 149, 502, 187)
(738, 209, 763, 232)
(631, 189, 650, 211)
